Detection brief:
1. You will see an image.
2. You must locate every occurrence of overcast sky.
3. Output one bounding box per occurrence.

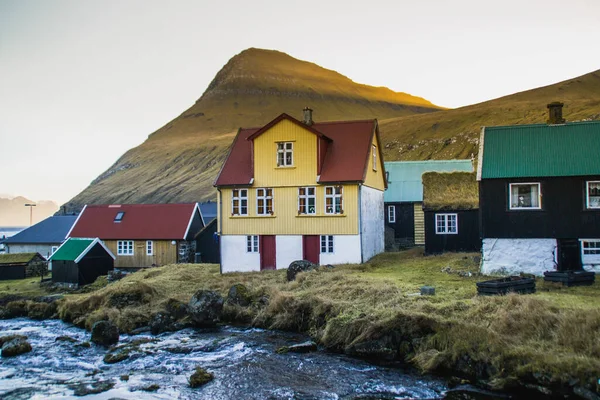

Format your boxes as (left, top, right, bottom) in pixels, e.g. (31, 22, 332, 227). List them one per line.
(1, 0, 598, 205)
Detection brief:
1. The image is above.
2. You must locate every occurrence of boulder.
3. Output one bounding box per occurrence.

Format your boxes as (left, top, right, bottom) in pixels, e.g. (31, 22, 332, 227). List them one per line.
(1, 338, 32, 357)
(276, 341, 318, 354)
(0, 334, 27, 346)
(165, 298, 189, 320)
(188, 290, 223, 327)
(226, 284, 251, 307)
(287, 260, 318, 281)
(149, 312, 176, 335)
(91, 320, 119, 346)
(189, 367, 214, 388)
(103, 349, 130, 364)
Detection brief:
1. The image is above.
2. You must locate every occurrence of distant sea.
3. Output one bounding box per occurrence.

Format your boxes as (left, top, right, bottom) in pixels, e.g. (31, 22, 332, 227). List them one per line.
(0, 226, 26, 240)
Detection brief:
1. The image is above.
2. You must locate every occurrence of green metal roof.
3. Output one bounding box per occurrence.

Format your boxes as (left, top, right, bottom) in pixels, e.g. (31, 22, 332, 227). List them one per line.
(384, 160, 474, 202)
(49, 238, 95, 262)
(480, 121, 600, 179)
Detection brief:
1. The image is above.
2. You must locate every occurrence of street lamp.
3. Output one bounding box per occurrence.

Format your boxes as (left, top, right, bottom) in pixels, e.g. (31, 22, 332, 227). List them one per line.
(24, 203, 36, 226)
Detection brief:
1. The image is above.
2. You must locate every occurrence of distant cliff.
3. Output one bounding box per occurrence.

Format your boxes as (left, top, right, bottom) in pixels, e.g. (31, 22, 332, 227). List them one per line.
(0, 197, 59, 227)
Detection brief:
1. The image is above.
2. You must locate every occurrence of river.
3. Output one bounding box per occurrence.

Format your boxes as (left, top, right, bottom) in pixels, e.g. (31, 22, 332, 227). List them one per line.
(0, 318, 448, 399)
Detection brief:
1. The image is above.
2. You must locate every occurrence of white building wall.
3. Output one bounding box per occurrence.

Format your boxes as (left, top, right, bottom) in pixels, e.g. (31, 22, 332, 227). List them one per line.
(320, 235, 362, 265)
(276, 235, 302, 270)
(6, 244, 58, 260)
(360, 185, 385, 262)
(481, 238, 557, 276)
(220, 235, 260, 273)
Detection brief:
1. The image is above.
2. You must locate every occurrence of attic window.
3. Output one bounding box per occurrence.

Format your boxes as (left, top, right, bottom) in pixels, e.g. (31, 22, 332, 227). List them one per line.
(277, 142, 293, 167)
(114, 212, 125, 223)
(372, 145, 377, 171)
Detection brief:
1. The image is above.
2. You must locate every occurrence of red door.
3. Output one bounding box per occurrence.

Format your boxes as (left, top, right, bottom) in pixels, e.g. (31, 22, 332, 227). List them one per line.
(302, 235, 320, 265)
(260, 235, 276, 271)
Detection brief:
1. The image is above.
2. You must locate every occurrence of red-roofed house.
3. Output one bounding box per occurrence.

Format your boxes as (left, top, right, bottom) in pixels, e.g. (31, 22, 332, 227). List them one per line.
(68, 203, 204, 268)
(214, 108, 387, 273)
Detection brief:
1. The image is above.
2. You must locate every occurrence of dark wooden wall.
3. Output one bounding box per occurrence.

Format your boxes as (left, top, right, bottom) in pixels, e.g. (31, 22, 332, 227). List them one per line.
(480, 176, 600, 238)
(384, 202, 415, 247)
(77, 244, 114, 285)
(425, 210, 481, 254)
(0, 266, 26, 280)
(52, 260, 79, 284)
(186, 209, 206, 241)
(195, 220, 220, 263)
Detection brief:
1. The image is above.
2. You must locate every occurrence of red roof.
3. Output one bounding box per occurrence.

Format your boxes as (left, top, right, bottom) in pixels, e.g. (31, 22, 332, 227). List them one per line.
(69, 203, 200, 240)
(214, 113, 382, 186)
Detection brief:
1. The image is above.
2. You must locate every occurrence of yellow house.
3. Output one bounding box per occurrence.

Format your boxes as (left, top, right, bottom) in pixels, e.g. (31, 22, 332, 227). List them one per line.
(214, 108, 387, 273)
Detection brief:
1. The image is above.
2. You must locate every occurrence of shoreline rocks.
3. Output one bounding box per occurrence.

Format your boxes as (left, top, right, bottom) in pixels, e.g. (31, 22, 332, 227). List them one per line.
(91, 320, 119, 346)
(188, 290, 223, 327)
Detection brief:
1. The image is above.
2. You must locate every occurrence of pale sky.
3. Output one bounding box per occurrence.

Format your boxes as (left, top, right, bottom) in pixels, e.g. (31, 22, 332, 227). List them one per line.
(1, 0, 598, 205)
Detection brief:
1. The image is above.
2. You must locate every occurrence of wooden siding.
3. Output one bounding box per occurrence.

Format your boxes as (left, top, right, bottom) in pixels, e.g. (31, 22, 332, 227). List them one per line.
(414, 202, 425, 245)
(253, 119, 317, 187)
(363, 134, 386, 191)
(104, 240, 178, 268)
(221, 184, 359, 235)
(424, 210, 481, 254)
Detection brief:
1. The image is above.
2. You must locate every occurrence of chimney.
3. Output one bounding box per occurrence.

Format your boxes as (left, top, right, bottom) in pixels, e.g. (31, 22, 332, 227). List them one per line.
(303, 107, 313, 126)
(547, 102, 565, 124)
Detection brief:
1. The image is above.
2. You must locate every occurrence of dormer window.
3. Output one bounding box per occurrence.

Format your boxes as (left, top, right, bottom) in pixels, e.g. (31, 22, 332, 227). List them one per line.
(277, 142, 293, 167)
(114, 212, 124, 223)
(372, 145, 377, 171)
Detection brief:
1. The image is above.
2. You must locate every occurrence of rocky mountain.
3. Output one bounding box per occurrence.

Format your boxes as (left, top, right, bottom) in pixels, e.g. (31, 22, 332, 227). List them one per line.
(65, 48, 442, 209)
(379, 69, 600, 162)
(0, 197, 59, 227)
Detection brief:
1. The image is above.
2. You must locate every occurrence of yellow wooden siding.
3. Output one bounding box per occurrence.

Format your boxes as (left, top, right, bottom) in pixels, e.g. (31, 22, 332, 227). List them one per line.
(363, 134, 386, 191)
(221, 184, 359, 235)
(253, 119, 317, 187)
(413, 202, 425, 245)
(104, 240, 178, 268)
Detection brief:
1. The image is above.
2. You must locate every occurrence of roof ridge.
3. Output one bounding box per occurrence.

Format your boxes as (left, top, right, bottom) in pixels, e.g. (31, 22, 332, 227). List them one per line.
(313, 119, 376, 125)
(486, 120, 600, 130)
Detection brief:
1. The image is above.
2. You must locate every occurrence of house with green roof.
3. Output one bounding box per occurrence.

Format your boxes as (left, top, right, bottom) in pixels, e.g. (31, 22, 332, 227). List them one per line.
(477, 102, 600, 275)
(49, 238, 115, 287)
(384, 160, 473, 249)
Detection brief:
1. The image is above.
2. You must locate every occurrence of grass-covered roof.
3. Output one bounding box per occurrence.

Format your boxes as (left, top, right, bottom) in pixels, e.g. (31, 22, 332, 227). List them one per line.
(0, 252, 42, 265)
(422, 171, 479, 211)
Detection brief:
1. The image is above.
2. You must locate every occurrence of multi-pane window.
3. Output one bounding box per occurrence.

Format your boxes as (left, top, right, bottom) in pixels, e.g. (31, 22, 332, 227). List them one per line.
(582, 240, 600, 255)
(325, 186, 343, 214)
(146, 240, 153, 256)
(247, 235, 259, 252)
(117, 240, 134, 255)
(372, 145, 377, 171)
(257, 188, 274, 215)
(435, 214, 458, 234)
(509, 183, 541, 209)
(321, 235, 334, 253)
(388, 205, 396, 223)
(298, 187, 316, 214)
(277, 142, 293, 167)
(586, 181, 600, 209)
(232, 189, 248, 215)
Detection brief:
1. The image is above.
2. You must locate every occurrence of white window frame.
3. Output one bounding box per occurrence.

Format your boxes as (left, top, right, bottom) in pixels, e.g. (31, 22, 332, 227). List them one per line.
(372, 144, 377, 171)
(246, 235, 259, 253)
(51, 246, 59, 255)
(298, 187, 316, 215)
(324, 186, 343, 214)
(232, 189, 248, 215)
(388, 205, 396, 223)
(256, 188, 274, 215)
(580, 239, 600, 264)
(277, 142, 293, 167)
(320, 235, 334, 253)
(117, 240, 134, 256)
(435, 213, 458, 235)
(509, 182, 542, 210)
(586, 181, 600, 209)
(146, 240, 153, 256)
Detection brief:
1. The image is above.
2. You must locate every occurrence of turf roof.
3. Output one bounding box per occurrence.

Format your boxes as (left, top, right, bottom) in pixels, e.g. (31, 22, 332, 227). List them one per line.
(422, 172, 479, 211)
(0, 253, 42, 265)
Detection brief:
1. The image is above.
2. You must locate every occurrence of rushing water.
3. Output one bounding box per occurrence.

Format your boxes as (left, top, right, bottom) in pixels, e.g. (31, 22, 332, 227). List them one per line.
(0, 318, 448, 399)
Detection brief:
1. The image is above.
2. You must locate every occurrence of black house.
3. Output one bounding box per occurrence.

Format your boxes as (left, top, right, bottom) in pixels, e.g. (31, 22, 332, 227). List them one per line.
(478, 103, 600, 276)
(0, 253, 46, 280)
(422, 172, 480, 254)
(194, 219, 220, 263)
(49, 238, 115, 287)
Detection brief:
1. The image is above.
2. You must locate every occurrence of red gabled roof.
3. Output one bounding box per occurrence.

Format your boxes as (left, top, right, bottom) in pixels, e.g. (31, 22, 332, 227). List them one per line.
(69, 203, 199, 240)
(214, 113, 380, 186)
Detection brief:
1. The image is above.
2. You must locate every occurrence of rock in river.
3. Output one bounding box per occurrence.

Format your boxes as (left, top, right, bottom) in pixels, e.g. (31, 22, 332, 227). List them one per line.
(188, 290, 223, 327)
(1, 338, 32, 357)
(91, 320, 119, 346)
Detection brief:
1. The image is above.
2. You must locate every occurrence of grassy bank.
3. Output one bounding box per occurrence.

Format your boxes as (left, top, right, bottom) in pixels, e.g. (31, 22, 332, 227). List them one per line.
(13, 249, 600, 395)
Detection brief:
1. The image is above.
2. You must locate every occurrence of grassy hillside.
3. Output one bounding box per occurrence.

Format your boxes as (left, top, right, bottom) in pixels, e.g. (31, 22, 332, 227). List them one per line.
(379, 69, 600, 162)
(66, 48, 441, 209)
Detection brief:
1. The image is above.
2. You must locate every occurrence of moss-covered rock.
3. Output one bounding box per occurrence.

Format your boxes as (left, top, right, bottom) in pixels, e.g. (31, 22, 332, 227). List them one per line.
(1, 338, 32, 357)
(27, 301, 57, 320)
(103, 349, 130, 364)
(0, 334, 27, 346)
(91, 320, 119, 346)
(188, 290, 223, 327)
(5, 300, 28, 318)
(189, 367, 214, 388)
(226, 284, 251, 307)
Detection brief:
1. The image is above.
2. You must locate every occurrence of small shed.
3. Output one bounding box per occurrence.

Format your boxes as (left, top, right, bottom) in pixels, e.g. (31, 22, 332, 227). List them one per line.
(0, 253, 46, 280)
(422, 171, 480, 254)
(194, 219, 220, 263)
(49, 238, 115, 287)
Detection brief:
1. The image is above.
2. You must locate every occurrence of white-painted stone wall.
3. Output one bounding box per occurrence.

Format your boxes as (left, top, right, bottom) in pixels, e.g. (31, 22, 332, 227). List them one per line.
(220, 235, 260, 273)
(6, 244, 58, 260)
(276, 235, 302, 270)
(481, 238, 557, 276)
(360, 185, 384, 262)
(320, 235, 362, 265)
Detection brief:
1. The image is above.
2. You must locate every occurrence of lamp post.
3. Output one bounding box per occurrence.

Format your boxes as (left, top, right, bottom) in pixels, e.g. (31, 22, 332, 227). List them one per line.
(24, 203, 36, 226)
